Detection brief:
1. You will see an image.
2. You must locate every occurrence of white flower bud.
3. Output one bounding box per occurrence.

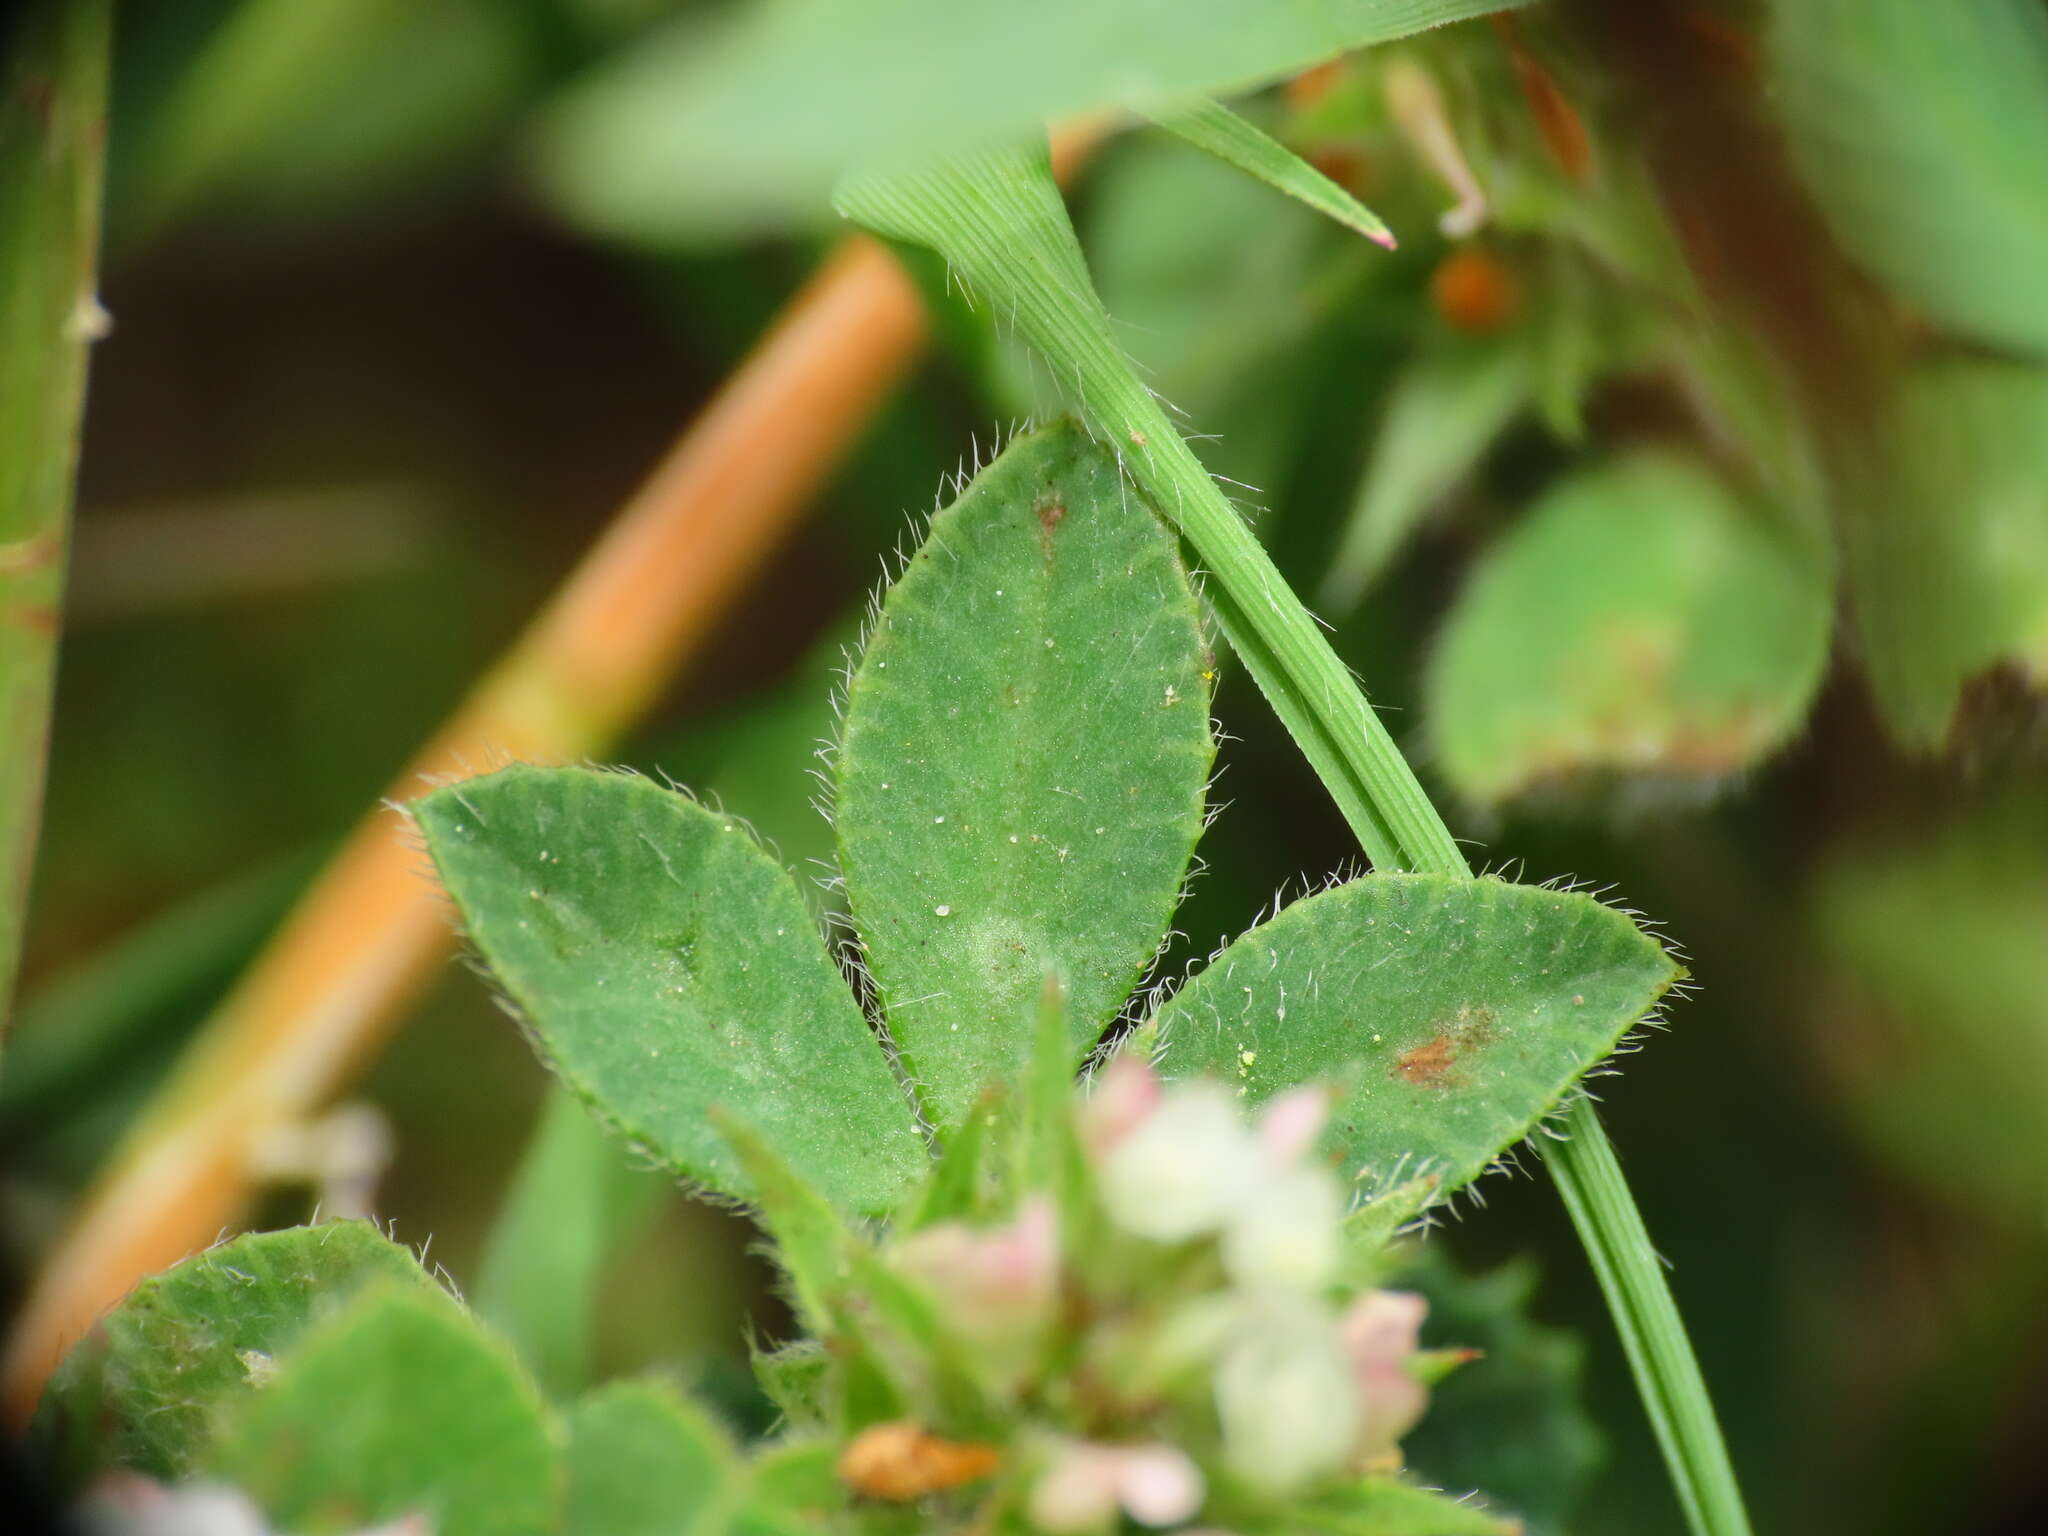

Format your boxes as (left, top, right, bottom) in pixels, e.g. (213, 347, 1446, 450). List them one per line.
(1221, 1161, 1342, 1292)
(1097, 1083, 1257, 1242)
(1214, 1298, 1360, 1494)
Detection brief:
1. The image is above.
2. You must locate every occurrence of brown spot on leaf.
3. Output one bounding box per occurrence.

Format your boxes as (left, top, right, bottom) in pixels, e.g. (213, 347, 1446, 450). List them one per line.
(1390, 1005, 1498, 1089)
(1035, 494, 1067, 560)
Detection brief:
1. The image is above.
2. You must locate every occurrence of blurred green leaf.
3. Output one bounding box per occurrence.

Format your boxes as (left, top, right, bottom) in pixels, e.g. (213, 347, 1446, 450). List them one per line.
(1156, 97, 1394, 247)
(475, 1085, 669, 1401)
(413, 765, 926, 1214)
(1399, 1246, 1602, 1536)
(1846, 359, 2048, 747)
(1427, 451, 1832, 806)
(836, 420, 1213, 1131)
(536, 0, 1522, 243)
(207, 1285, 558, 1536)
(34, 1221, 441, 1482)
(1320, 338, 1531, 612)
(1773, 0, 2048, 356)
(1813, 789, 2048, 1230)
(1147, 873, 1679, 1199)
(563, 1377, 739, 1536)
(121, 0, 532, 237)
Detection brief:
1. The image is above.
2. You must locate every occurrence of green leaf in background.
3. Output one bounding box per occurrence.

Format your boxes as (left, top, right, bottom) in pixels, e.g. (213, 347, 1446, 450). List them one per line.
(0, 0, 109, 1015)
(1845, 359, 2048, 747)
(1146, 873, 1678, 1199)
(836, 420, 1212, 1130)
(735, 1439, 847, 1536)
(1399, 1246, 1603, 1536)
(32, 1221, 441, 1482)
(1319, 339, 1532, 612)
(563, 1377, 738, 1536)
(476, 1085, 669, 1401)
(1812, 788, 2048, 1230)
(206, 1286, 558, 1536)
(1772, 0, 2048, 357)
(414, 765, 926, 1214)
(1155, 97, 1395, 247)
(536, 0, 1521, 243)
(1426, 451, 1832, 807)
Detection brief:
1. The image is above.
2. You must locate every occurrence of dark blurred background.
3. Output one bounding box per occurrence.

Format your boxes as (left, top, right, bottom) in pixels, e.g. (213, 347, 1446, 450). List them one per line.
(6, 3, 2047, 1532)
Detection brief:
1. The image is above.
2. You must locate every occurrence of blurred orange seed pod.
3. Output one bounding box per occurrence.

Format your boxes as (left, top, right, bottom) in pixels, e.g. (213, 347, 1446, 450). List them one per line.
(837, 1421, 1002, 1502)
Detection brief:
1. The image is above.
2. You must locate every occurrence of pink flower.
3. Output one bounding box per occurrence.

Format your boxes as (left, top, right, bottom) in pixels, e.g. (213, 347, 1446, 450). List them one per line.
(1340, 1289, 1431, 1458)
(892, 1197, 1059, 1345)
(1079, 1053, 1161, 1156)
(1029, 1439, 1204, 1531)
(1255, 1085, 1331, 1167)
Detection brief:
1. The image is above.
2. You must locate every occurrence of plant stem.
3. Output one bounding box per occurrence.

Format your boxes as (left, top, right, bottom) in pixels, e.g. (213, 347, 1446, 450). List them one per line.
(2, 236, 927, 1426)
(0, 0, 112, 1016)
(1545, 1104, 1754, 1536)
(841, 137, 1752, 1536)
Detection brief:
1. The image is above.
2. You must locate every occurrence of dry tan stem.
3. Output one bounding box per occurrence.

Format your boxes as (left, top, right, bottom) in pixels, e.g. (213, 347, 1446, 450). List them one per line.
(2, 236, 926, 1424)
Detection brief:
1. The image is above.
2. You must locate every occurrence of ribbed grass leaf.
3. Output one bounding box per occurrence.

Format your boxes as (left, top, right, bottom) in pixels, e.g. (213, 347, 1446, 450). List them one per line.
(563, 1378, 738, 1536)
(33, 1221, 440, 1482)
(1773, 0, 2048, 356)
(207, 1287, 557, 1536)
(1147, 874, 1678, 1198)
(537, 0, 1520, 242)
(836, 420, 1212, 1129)
(413, 765, 925, 1214)
(1154, 97, 1394, 247)
(1427, 451, 1832, 806)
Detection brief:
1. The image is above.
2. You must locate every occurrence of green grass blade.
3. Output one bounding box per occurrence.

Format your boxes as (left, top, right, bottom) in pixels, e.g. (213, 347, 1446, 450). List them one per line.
(1153, 96, 1395, 248)
(0, 0, 111, 1018)
(1543, 1108, 1754, 1536)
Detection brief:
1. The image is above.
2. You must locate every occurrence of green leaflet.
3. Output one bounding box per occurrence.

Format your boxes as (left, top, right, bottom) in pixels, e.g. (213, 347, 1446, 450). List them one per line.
(1147, 874, 1678, 1198)
(1427, 451, 1832, 806)
(206, 1287, 558, 1536)
(536, 0, 1523, 243)
(1846, 359, 2048, 747)
(838, 137, 1461, 876)
(837, 420, 1212, 1129)
(32, 1221, 442, 1483)
(476, 1085, 668, 1400)
(1154, 97, 1395, 247)
(1773, 0, 2048, 357)
(1319, 339, 1532, 613)
(563, 1378, 739, 1536)
(412, 765, 925, 1214)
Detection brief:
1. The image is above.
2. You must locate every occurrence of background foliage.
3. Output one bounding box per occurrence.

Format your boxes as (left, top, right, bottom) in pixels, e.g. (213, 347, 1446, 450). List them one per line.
(6, 2, 2046, 1533)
